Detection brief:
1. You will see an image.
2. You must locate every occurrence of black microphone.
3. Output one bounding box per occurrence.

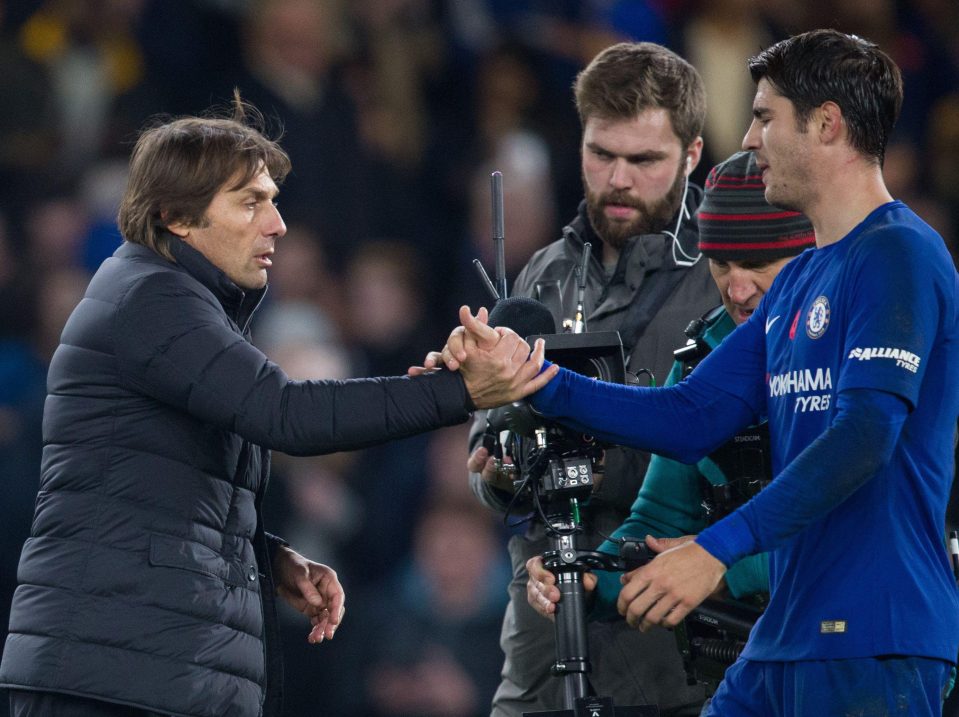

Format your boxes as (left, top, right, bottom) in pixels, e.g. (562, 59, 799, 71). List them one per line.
(486, 297, 555, 436)
(488, 296, 556, 340)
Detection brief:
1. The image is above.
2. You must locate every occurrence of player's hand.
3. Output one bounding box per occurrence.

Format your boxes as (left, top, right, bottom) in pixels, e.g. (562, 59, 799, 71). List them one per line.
(454, 306, 557, 408)
(617, 537, 725, 632)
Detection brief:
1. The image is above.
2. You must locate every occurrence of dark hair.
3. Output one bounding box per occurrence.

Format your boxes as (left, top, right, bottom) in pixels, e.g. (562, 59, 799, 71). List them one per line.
(574, 42, 706, 150)
(747, 29, 903, 164)
(117, 91, 291, 261)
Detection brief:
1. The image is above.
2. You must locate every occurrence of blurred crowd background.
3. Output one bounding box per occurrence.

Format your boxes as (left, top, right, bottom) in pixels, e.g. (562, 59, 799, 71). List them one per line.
(0, 1, 956, 716)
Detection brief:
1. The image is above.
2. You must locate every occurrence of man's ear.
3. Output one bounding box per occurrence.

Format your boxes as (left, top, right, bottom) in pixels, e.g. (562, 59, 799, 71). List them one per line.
(817, 101, 844, 145)
(684, 136, 704, 175)
(165, 221, 190, 239)
(160, 210, 190, 238)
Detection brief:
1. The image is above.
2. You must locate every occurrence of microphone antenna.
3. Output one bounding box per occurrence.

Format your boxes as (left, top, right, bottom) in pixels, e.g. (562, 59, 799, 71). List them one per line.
(572, 241, 591, 333)
(473, 258, 499, 301)
(491, 171, 508, 300)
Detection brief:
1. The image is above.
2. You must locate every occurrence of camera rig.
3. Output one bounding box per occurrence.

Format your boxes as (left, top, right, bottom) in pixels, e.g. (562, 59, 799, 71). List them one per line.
(485, 330, 659, 717)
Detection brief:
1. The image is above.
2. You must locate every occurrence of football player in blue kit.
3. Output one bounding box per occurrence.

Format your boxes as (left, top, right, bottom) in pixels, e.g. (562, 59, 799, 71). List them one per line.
(444, 28, 959, 716)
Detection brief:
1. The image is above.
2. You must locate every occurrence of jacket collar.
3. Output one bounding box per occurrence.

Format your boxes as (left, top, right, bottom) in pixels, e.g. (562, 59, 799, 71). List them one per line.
(170, 236, 267, 331)
(119, 235, 268, 331)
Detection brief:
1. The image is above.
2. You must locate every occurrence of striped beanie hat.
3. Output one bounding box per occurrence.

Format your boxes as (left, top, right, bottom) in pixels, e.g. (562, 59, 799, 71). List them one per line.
(697, 151, 815, 261)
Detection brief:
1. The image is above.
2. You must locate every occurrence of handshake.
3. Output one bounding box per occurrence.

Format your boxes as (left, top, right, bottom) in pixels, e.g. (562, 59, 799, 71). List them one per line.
(408, 305, 560, 410)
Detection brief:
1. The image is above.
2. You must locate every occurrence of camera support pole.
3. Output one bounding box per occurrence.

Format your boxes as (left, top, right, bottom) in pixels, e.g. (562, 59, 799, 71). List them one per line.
(512, 410, 656, 716)
(534, 497, 658, 717)
(546, 524, 591, 706)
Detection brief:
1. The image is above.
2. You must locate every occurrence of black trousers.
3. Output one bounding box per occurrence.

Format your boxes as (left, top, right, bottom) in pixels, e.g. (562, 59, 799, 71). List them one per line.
(9, 690, 170, 717)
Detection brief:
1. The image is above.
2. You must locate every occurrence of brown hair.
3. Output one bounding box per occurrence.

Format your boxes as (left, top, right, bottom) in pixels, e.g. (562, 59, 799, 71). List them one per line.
(574, 42, 706, 150)
(117, 91, 291, 261)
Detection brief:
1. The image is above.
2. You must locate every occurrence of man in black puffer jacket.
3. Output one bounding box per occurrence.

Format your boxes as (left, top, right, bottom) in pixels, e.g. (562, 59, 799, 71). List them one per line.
(0, 96, 552, 717)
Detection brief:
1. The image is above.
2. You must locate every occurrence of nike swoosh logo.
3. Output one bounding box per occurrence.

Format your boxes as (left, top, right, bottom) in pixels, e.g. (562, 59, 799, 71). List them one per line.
(766, 315, 782, 334)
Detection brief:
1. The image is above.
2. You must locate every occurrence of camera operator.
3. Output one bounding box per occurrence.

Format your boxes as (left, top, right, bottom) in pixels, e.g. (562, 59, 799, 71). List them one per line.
(525, 151, 816, 703)
(465, 43, 718, 716)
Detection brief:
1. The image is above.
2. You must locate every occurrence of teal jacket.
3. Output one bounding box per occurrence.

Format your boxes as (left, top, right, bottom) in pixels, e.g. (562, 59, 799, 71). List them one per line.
(592, 308, 770, 619)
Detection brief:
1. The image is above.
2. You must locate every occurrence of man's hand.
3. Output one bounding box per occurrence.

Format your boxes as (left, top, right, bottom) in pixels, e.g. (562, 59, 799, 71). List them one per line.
(616, 536, 725, 632)
(453, 306, 559, 408)
(407, 351, 445, 376)
(273, 545, 346, 644)
(526, 555, 597, 620)
(644, 535, 729, 598)
(408, 306, 492, 376)
(441, 306, 492, 370)
(467, 445, 514, 492)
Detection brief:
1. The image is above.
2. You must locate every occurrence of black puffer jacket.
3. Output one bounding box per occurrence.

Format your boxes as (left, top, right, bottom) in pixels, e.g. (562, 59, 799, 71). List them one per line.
(0, 239, 471, 717)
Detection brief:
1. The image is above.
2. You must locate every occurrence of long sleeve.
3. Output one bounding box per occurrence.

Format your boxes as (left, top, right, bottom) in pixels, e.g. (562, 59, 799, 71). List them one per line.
(697, 388, 908, 566)
(115, 272, 472, 455)
(530, 363, 755, 464)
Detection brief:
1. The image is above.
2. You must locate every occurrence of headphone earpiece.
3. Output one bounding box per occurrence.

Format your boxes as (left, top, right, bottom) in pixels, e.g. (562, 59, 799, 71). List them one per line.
(685, 156, 692, 174)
